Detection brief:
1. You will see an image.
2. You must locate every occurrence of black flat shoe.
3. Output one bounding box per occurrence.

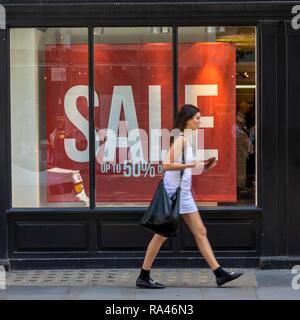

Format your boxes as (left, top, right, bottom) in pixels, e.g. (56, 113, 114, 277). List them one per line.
(216, 271, 243, 287)
(136, 276, 165, 289)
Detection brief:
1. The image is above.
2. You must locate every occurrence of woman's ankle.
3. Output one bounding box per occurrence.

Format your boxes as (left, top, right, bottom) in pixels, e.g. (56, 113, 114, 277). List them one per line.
(139, 268, 151, 279)
(213, 266, 228, 278)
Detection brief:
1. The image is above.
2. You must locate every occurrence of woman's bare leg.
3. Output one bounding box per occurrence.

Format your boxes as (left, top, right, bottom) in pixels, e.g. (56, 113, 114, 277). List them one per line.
(142, 233, 168, 270)
(181, 212, 220, 270)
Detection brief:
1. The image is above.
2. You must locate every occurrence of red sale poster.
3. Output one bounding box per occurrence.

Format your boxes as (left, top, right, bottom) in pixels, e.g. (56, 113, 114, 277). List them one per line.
(45, 42, 236, 204)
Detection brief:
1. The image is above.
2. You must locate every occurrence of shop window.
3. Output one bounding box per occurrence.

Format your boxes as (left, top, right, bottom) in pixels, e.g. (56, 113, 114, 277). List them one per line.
(10, 28, 90, 207)
(178, 26, 256, 206)
(10, 26, 256, 208)
(93, 27, 173, 207)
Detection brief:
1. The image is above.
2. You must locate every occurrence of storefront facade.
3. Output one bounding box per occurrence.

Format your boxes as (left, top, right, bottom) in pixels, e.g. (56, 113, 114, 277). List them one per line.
(0, 0, 300, 270)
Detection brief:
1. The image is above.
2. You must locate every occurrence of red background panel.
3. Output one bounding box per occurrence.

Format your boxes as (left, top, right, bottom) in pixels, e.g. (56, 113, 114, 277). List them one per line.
(45, 42, 236, 203)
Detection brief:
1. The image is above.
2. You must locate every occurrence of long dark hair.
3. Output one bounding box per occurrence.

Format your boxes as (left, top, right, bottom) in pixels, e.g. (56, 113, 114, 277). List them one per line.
(174, 104, 200, 131)
(170, 104, 200, 145)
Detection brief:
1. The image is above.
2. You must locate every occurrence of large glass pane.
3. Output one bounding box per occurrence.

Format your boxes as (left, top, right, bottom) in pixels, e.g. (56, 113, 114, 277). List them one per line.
(178, 26, 256, 206)
(93, 27, 173, 207)
(10, 28, 90, 207)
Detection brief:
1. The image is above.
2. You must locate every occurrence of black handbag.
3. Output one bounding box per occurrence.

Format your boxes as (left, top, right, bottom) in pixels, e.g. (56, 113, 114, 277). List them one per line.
(140, 139, 185, 237)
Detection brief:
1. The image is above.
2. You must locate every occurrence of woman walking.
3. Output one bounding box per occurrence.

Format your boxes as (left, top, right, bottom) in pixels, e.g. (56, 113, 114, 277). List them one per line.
(136, 104, 243, 289)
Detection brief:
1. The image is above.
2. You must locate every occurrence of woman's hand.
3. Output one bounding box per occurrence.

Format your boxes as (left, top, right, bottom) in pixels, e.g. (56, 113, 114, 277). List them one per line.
(188, 157, 217, 173)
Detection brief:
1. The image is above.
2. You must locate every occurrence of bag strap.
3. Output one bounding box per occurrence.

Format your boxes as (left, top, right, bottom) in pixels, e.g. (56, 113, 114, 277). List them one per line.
(179, 134, 185, 183)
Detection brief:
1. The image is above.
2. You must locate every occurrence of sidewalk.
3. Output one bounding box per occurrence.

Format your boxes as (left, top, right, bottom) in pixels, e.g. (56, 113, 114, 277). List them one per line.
(0, 269, 299, 300)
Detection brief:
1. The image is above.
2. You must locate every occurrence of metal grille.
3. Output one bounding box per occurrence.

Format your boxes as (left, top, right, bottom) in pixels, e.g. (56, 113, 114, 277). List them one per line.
(6, 269, 257, 287)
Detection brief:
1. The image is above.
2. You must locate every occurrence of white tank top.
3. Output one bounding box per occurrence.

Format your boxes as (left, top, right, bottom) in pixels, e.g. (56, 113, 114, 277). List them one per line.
(163, 138, 195, 191)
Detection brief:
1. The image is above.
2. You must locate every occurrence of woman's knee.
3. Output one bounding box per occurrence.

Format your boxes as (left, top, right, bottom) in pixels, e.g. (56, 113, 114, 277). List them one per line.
(195, 226, 207, 238)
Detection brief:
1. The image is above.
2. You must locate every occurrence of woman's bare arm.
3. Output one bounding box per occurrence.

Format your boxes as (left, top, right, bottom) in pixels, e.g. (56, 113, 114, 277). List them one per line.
(162, 136, 195, 171)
